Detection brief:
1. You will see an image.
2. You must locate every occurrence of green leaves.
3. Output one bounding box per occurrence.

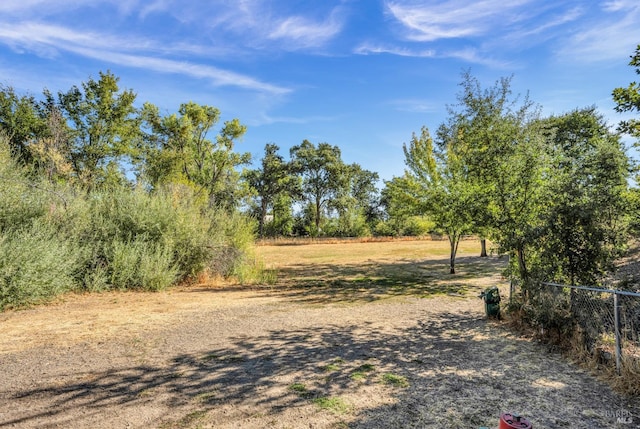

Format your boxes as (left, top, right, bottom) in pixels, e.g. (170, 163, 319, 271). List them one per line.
(57, 71, 140, 190)
(140, 101, 249, 208)
(612, 44, 640, 139)
(401, 125, 476, 273)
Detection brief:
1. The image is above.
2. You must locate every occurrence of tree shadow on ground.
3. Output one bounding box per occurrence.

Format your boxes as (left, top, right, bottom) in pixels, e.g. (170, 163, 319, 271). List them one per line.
(255, 255, 508, 304)
(4, 311, 637, 428)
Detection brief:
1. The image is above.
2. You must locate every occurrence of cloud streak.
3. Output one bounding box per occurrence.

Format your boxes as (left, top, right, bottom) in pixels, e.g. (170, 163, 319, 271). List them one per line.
(558, 1, 640, 62)
(0, 21, 290, 94)
(385, 0, 535, 42)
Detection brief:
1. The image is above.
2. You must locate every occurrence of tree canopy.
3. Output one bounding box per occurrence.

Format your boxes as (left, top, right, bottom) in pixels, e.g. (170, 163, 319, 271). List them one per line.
(613, 44, 640, 140)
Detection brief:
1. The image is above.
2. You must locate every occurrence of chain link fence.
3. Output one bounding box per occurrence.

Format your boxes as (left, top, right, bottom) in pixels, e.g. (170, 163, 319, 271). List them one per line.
(523, 282, 640, 381)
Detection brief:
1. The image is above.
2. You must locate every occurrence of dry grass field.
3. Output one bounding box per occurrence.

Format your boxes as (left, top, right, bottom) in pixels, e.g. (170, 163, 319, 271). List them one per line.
(0, 238, 638, 428)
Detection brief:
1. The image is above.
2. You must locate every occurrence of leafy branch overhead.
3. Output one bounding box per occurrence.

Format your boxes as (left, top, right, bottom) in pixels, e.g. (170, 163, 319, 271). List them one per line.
(613, 44, 640, 140)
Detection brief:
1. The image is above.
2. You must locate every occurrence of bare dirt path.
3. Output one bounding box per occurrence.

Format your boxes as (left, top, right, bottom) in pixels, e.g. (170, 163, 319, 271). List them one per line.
(1, 241, 638, 428)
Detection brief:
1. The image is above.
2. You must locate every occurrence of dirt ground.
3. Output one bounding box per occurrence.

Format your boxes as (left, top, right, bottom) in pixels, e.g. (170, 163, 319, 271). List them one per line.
(1, 241, 638, 428)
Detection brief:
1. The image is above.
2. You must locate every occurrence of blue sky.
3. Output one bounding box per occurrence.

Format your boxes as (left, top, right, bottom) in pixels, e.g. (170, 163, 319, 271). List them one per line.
(1, 0, 639, 183)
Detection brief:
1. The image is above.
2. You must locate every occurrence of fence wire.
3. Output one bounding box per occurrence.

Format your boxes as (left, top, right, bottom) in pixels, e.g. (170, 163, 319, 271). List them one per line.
(533, 282, 640, 374)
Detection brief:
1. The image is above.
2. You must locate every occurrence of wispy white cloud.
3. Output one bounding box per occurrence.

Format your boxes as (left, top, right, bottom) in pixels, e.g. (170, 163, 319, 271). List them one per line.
(268, 11, 344, 49)
(387, 98, 438, 113)
(354, 42, 511, 68)
(558, 1, 640, 62)
(445, 48, 514, 69)
(1, 1, 347, 53)
(385, 0, 535, 42)
(74, 48, 291, 95)
(0, 0, 141, 17)
(354, 43, 435, 57)
(249, 112, 340, 127)
(602, 0, 636, 12)
(131, 0, 347, 51)
(513, 6, 584, 39)
(0, 21, 290, 94)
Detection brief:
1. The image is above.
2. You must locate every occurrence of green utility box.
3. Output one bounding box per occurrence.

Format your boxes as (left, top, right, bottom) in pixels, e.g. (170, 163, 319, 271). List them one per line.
(480, 286, 501, 319)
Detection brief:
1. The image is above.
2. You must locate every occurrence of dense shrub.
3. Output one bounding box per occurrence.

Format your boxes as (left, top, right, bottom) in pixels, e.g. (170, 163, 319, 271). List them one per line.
(0, 143, 47, 233)
(0, 222, 79, 310)
(372, 216, 435, 237)
(0, 135, 260, 308)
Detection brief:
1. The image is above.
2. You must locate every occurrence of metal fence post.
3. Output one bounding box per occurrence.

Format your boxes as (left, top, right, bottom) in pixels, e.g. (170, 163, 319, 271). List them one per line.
(614, 292, 622, 375)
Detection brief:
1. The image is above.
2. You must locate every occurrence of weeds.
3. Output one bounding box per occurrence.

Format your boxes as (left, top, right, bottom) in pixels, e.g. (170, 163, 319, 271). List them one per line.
(381, 373, 409, 388)
(312, 396, 350, 414)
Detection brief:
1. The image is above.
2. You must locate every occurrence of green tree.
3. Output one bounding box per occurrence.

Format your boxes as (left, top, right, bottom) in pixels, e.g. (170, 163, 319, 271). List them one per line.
(536, 107, 630, 285)
(328, 163, 379, 236)
(380, 176, 435, 236)
(140, 101, 249, 207)
(0, 85, 48, 165)
(289, 140, 344, 235)
(243, 143, 298, 237)
(613, 44, 640, 140)
(268, 192, 296, 236)
(439, 72, 547, 282)
(57, 71, 139, 190)
(403, 126, 478, 274)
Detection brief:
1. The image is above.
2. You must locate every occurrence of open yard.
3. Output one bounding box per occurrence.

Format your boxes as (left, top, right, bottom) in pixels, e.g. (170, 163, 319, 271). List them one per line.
(0, 239, 638, 428)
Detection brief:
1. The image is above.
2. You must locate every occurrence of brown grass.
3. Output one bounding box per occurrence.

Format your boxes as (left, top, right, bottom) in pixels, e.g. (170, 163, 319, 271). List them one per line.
(2, 239, 638, 429)
(256, 238, 506, 304)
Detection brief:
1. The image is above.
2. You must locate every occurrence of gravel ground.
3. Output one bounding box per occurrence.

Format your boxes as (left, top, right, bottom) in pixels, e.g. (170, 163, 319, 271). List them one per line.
(1, 284, 638, 429)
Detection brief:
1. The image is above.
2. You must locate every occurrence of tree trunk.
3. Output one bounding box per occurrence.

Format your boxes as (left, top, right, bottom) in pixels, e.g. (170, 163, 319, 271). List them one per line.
(516, 246, 529, 299)
(258, 198, 267, 238)
(315, 198, 321, 233)
(480, 238, 488, 257)
(449, 234, 460, 274)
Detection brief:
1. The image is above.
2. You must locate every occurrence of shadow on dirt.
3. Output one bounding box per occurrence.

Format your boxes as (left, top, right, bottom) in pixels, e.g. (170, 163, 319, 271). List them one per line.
(192, 255, 506, 305)
(4, 309, 636, 428)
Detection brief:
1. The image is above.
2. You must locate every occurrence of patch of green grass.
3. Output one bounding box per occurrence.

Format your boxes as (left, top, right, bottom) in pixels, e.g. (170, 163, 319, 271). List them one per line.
(289, 383, 307, 393)
(289, 382, 315, 399)
(350, 372, 367, 381)
(312, 396, 350, 414)
(356, 363, 375, 372)
(381, 373, 409, 388)
(351, 363, 376, 381)
(322, 358, 345, 372)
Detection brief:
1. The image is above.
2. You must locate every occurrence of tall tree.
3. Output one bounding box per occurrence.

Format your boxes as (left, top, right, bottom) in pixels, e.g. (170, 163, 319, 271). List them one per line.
(57, 71, 139, 189)
(403, 126, 478, 273)
(612, 44, 640, 140)
(438, 72, 547, 282)
(289, 140, 344, 235)
(536, 108, 630, 285)
(243, 143, 297, 237)
(140, 101, 249, 207)
(328, 163, 379, 236)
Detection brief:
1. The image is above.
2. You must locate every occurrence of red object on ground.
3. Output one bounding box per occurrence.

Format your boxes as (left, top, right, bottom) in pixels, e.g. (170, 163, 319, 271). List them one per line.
(498, 412, 532, 429)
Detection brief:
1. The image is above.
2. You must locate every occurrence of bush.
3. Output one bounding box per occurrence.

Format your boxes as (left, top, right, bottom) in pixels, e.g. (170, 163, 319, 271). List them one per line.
(70, 187, 214, 289)
(372, 216, 435, 237)
(0, 135, 261, 306)
(107, 238, 178, 291)
(0, 140, 47, 233)
(0, 222, 79, 310)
